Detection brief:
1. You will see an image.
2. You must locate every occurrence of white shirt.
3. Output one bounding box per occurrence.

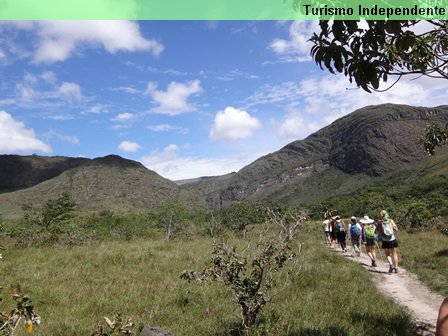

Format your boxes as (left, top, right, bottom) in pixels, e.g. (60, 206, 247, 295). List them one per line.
(323, 219, 331, 232)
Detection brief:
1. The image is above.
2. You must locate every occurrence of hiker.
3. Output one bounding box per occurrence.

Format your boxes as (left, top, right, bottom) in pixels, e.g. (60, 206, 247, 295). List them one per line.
(436, 297, 448, 336)
(379, 209, 399, 273)
(360, 215, 377, 267)
(348, 216, 362, 256)
(322, 216, 332, 246)
(329, 216, 338, 247)
(335, 216, 347, 252)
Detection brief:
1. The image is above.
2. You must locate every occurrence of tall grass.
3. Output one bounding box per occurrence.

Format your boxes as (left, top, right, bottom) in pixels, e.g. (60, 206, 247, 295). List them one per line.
(1, 223, 418, 335)
(395, 230, 448, 296)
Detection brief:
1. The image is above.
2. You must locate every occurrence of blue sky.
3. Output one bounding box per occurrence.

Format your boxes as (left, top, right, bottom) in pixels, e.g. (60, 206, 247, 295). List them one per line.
(0, 21, 447, 180)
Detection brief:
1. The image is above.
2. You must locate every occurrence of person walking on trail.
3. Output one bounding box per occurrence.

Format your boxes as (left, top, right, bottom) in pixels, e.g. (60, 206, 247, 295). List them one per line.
(360, 215, 378, 267)
(379, 209, 399, 273)
(348, 216, 362, 256)
(335, 216, 347, 252)
(322, 216, 332, 247)
(329, 216, 338, 247)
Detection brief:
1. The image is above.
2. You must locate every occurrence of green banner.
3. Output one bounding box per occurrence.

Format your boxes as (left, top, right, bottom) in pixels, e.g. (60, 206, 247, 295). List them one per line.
(0, 0, 447, 19)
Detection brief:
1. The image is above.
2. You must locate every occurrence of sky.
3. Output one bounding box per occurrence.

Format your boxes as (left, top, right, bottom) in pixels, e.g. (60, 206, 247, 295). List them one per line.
(0, 21, 447, 181)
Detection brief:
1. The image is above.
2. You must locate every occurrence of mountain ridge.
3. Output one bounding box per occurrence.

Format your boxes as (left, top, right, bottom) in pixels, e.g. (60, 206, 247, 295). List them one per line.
(0, 154, 206, 218)
(182, 103, 448, 208)
(0, 103, 447, 217)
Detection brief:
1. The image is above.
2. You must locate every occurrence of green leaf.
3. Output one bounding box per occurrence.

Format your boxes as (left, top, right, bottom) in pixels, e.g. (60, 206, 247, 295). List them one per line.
(332, 20, 345, 42)
(385, 21, 402, 35)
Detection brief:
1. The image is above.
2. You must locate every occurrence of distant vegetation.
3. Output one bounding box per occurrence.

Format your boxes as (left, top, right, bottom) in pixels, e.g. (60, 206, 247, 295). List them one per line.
(310, 175, 448, 233)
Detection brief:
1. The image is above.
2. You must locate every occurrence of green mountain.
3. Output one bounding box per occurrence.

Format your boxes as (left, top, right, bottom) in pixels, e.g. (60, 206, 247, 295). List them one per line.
(181, 104, 448, 208)
(1, 104, 447, 218)
(0, 155, 206, 218)
(0, 154, 88, 193)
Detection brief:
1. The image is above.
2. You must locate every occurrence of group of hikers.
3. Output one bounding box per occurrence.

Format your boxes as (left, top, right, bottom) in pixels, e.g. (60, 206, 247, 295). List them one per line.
(322, 209, 399, 273)
(321, 210, 448, 335)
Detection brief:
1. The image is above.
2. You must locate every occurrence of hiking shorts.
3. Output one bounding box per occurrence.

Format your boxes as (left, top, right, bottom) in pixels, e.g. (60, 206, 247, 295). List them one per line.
(365, 238, 376, 246)
(382, 239, 398, 249)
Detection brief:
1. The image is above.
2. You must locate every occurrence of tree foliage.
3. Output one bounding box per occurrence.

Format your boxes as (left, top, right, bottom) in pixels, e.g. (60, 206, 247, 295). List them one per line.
(22, 192, 76, 230)
(157, 202, 189, 241)
(305, 20, 447, 92)
(311, 175, 448, 231)
(420, 122, 448, 155)
(181, 241, 297, 329)
(181, 210, 303, 329)
(217, 202, 268, 236)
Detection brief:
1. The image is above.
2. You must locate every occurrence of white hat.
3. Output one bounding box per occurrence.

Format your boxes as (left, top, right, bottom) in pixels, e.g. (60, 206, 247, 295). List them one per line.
(351, 216, 356, 220)
(360, 215, 374, 224)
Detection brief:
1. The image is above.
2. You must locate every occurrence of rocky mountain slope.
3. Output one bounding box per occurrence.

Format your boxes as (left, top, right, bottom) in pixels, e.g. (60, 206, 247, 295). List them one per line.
(0, 155, 206, 218)
(0, 155, 88, 193)
(181, 104, 448, 208)
(1, 104, 447, 217)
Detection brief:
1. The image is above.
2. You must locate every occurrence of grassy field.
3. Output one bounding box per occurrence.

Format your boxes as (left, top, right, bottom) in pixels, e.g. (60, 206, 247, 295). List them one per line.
(395, 230, 448, 296)
(0, 221, 424, 336)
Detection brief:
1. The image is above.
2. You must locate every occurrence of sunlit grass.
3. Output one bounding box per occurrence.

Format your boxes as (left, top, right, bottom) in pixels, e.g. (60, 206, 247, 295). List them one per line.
(1, 224, 418, 335)
(395, 230, 448, 296)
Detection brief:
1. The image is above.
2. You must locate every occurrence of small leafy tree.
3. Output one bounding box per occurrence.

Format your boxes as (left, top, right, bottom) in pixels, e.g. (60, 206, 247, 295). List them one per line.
(181, 211, 303, 330)
(23, 192, 76, 232)
(265, 207, 305, 244)
(218, 202, 268, 238)
(157, 202, 188, 241)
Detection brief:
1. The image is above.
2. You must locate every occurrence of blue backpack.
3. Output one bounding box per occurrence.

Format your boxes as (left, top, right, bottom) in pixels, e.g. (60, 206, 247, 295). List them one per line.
(350, 224, 361, 238)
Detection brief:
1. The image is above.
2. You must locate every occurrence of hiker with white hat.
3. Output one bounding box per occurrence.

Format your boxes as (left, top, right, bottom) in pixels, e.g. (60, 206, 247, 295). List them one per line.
(360, 215, 378, 267)
(348, 216, 362, 256)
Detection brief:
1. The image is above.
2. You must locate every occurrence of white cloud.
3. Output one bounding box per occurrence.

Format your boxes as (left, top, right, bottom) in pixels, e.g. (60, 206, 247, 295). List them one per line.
(247, 72, 448, 144)
(273, 108, 322, 141)
(277, 110, 305, 139)
(43, 129, 79, 144)
(298, 75, 436, 122)
(110, 86, 141, 94)
(118, 140, 141, 153)
(16, 83, 38, 102)
(57, 82, 82, 102)
(41, 71, 57, 84)
(112, 112, 135, 122)
(216, 69, 259, 81)
(245, 81, 303, 107)
(44, 114, 76, 121)
(9, 21, 164, 63)
(0, 111, 51, 153)
(210, 107, 261, 142)
(269, 21, 319, 62)
(83, 104, 110, 115)
(146, 80, 202, 115)
(147, 124, 189, 134)
(11, 72, 84, 108)
(140, 144, 262, 180)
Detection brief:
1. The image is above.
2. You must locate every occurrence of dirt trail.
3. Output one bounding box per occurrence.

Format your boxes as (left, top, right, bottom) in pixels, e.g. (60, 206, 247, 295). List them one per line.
(330, 244, 445, 335)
